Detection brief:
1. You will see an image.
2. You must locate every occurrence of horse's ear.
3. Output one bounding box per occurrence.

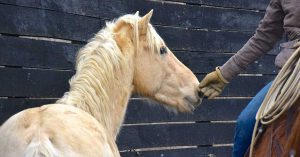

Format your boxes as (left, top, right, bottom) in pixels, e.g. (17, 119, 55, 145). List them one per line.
(135, 11, 139, 16)
(138, 10, 153, 35)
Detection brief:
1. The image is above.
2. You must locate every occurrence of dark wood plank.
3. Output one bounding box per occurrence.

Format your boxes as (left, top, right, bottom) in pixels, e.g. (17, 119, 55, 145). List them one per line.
(0, 98, 248, 124)
(0, 67, 275, 98)
(174, 51, 278, 74)
(0, 4, 102, 41)
(156, 26, 251, 52)
(0, 0, 99, 17)
(99, 0, 263, 31)
(176, 0, 269, 10)
(208, 74, 275, 97)
(125, 98, 247, 123)
(0, 4, 257, 52)
(0, 36, 79, 70)
(0, 67, 73, 98)
(0, 36, 278, 74)
(120, 146, 232, 157)
(117, 123, 235, 150)
(0, 0, 263, 31)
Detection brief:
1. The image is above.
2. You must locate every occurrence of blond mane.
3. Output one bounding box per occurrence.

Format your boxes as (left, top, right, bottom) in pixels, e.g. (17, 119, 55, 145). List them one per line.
(56, 13, 163, 136)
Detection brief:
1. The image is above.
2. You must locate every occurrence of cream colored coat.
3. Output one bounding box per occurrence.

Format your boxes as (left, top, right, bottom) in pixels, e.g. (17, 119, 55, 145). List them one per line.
(0, 11, 200, 157)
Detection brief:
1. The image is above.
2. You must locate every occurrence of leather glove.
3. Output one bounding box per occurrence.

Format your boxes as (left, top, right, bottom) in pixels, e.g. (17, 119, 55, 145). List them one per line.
(199, 67, 229, 99)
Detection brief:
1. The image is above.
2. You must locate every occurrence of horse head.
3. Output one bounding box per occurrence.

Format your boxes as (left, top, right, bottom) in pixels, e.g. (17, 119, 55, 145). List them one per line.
(113, 10, 202, 112)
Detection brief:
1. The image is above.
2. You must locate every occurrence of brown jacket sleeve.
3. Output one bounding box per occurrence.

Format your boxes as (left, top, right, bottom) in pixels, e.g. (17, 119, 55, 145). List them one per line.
(220, 0, 285, 81)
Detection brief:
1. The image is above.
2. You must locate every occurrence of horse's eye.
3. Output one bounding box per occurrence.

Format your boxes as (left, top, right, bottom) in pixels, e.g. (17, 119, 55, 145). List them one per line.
(160, 46, 167, 55)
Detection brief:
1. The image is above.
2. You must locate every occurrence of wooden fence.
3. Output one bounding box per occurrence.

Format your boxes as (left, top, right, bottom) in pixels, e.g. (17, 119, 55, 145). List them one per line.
(0, 0, 276, 156)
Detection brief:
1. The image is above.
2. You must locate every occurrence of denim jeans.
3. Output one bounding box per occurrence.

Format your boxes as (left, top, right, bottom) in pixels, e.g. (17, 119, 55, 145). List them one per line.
(232, 81, 273, 157)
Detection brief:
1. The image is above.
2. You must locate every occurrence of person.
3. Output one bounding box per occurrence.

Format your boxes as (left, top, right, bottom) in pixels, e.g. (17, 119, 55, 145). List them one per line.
(198, 0, 300, 156)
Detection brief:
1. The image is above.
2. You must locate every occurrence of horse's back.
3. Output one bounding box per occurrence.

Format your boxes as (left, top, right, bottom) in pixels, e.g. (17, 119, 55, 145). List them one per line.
(246, 98, 300, 157)
(0, 104, 117, 157)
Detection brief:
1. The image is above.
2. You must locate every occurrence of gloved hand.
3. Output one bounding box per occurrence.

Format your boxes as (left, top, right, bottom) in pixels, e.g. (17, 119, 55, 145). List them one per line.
(199, 67, 229, 99)
(293, 41, 300, 48)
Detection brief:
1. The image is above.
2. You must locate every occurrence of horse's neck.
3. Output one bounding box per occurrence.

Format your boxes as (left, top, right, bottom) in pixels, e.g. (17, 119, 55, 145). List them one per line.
(57, 47, 134, 139)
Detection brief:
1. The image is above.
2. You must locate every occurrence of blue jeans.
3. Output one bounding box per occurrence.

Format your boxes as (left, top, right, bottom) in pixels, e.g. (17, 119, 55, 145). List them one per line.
(232, 81, 273, 157)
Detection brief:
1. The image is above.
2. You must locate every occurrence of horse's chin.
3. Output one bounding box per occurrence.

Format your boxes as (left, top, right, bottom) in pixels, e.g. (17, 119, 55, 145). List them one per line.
(151, 98, 202, 114)
(152, 93, 202, 113)
(166, 99, 202, 113)
(163, 105, 179, 114)
(194, 97, 203, 108)
(179, 102, 196, 113)
(179, 96, 202, 113)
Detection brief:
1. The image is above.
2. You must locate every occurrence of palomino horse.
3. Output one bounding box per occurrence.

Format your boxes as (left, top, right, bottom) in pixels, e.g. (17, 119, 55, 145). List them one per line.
(0, 10, 201, 157)
(246, 45, 300, 157)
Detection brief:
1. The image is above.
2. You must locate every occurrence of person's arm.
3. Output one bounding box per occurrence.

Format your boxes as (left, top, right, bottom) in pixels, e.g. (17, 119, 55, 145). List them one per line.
(199, 0, 285, 98)
(220, 0, 285, 81)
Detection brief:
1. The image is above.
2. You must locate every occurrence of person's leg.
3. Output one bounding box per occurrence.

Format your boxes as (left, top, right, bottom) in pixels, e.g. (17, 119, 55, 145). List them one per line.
(232, 81, 273, 157)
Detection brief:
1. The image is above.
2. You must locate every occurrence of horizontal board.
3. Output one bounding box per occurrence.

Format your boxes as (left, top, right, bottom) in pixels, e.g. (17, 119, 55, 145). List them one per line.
(216, 74, 274, 97)
(177, 0, 269, 10)
(157, 26, 250, 52)
(125, 98, 247, 123)
(0, 0, 102, 18)
(0, 0, 100, 17)
(117, 123, 235, 150)
(0, 68, 73, 98)
(99, 0, 263, 31)
(0, 36, 79, 70)
(0, 4, 103, 42)
(0, 35, 278, 74)
(0, 4, 280, 54)
(0, 98, 248, 124)
(0, 4, 256, 52)
(174, 51, 278, 74)
(0, 67, 275, 98)
(120, 146, 232, 157)
(0, 0, 263, 31)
